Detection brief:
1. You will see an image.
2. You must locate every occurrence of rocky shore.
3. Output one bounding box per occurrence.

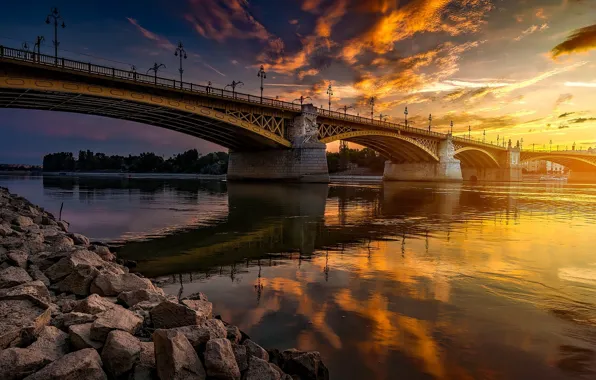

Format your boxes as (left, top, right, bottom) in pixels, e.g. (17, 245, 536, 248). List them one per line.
(0, 187, 329, 380)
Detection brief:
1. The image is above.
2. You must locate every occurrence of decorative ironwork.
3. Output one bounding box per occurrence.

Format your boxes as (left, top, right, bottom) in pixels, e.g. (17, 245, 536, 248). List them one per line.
(318, 123, 355, 140)
(225, 109, 286, 137)
(412, 138, 439, 156)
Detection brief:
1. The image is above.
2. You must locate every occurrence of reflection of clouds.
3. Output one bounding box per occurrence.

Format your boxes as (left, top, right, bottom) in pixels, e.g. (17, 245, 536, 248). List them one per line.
(558, 267, 596, 286)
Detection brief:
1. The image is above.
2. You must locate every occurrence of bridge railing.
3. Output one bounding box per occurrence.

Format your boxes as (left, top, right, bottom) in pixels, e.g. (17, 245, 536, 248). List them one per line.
(0, 45, 506, 149)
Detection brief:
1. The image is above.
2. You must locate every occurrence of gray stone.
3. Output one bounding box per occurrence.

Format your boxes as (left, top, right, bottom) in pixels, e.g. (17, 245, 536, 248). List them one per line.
(226, 325, 242, 344)
(0, 266, 33, 288)
(0, 326, 69, 380)
(73, 293, 119, 314)
(22, 348, 107, 380)
(52, 312, 96, 331)
(171, 319, 227, 349)
(27, 265, 50, 287)
(91, 245, 116, 262)
(53, 265, 99, 296)
(49, 234, 74, 251)
(244, 339, 269, 361)
(243, 357, 280, 380)
(204, 338, 241, 380)
(91, 272, 156, 297)
(153, 329, 206, 380)
(232, 344, 248, 372)
(0, 299, 51, 349)
(0, 223, 13, 237)
(40, 226, 61, 238)
(90, 307, 143, 342)
(181, 299, 213, 319)
(150, 300, 207, 329)
(130, 341, 157, 380)
(69, 323, 103, 350)
(0, 280, 52, 308)
(57, 220, 69, 232)
(7, 249, 28, 268)
(13, 215, 33, 228)
(117, 288, 166, 308)
(44, 249, 105, 282)
(69, 233, 90, 246)
(281, 350, 329, 380)
(56, 297, 78, 313)
(101, 330, 141, 377)
(183, 291, 208, 302)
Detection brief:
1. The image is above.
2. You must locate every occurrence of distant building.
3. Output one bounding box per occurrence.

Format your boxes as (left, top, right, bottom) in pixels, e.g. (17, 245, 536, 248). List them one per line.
(522, 160, 565, 173)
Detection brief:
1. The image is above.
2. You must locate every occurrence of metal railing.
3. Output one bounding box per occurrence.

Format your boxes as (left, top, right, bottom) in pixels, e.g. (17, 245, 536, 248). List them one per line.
(0, 45, 506, 149)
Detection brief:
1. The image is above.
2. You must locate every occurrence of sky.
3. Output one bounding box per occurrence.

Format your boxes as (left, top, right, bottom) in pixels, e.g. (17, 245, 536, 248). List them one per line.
(0, 0, 595, 164)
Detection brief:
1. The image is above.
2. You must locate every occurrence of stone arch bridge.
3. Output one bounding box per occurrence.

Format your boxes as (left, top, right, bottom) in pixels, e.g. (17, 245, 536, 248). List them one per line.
(1, 46, 595, 182)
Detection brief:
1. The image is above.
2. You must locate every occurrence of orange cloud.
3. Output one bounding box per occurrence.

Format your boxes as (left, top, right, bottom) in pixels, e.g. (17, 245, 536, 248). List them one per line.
(551, 24, 596, 58)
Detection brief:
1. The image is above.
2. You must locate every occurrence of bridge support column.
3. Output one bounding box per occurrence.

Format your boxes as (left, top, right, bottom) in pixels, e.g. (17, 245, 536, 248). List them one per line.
(227, 104, 329, 183)
(383, 136, 463, 182)
(461, 142, 522, 182)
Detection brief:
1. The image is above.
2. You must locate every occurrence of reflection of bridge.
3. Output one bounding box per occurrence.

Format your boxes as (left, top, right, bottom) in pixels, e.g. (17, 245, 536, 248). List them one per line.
(2, 46, 596, 182)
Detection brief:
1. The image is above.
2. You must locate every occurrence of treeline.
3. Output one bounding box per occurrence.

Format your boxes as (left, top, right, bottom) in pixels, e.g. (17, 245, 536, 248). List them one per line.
(326, 148, 386, 174)
(43, 149, 229, 174)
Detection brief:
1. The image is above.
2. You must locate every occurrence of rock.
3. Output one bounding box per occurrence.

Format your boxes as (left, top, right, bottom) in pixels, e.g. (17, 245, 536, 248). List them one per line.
(56, 298, 78, 313)
(22, 347, 107, 380)
(0, 326, 69, 380)
(7, 249, 28, 268)
(131, 341, 157, 380)
(69, 323, 103, 350)
(181, 299, 213, 319)
(69, 233, 90, 246)
(0, 299, 51, 349)
(244, 357, 281, 380)
(101, 330, 141, 377)
(90, 307, 143, 342)
(91, 273, 155, 297)
(49, 234, 74, 251)
(150, 300, 207, 329)
(13, 215, 33, 228)
(91, 245, 115, 262)
(171, 319, 227, 349)
(73, 294, 119, 315)
(244, 339, 269, 361)
(52, 312, 96, 331)
(270, 363, 285, 378)
(280, 350, 329, 380)
(57, 220, 69, 232)
(53, 265, 99, 296)
(44, 249, 105, 282)
(0, 266, 33, 288)
(40, 226, 60, 238)
(183, 291, 208, 301)
(0, 280, 51, 308)
(204, 338, 241, 380)
(226, 325, 242, 344)
(232, 344, 248, 372)
(0, 223, 13, 237)
(153, 329, 206, 380)
(27, 265, 50, 287)
(117, 288, 166, 308)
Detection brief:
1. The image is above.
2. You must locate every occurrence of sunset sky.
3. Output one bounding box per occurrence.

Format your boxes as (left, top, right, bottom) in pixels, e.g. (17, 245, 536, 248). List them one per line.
(0, 0, 595, 163)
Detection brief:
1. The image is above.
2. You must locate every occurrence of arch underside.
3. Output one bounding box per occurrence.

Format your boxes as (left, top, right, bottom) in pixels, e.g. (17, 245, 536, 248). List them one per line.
(346, 136, 438, 163)
(454, 147, 500, 168)
(0, 86, 289, 151)
(521, 156, 596, 172)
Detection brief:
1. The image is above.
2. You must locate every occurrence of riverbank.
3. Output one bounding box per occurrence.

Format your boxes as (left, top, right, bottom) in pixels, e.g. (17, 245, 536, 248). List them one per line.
(0, 186, 328, 379)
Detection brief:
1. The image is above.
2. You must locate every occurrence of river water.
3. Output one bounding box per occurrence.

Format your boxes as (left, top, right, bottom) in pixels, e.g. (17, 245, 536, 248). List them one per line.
(1, 174, 596, 379)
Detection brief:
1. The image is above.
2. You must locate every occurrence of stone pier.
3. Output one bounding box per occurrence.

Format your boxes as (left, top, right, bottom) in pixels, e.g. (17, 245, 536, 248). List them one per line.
(227, 104, 329, 183)
(461, 141, 522, 182)
(383, 136, 463, 182)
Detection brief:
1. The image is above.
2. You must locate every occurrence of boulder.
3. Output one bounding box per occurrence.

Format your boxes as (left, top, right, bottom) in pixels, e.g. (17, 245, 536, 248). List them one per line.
(117, 288, 166, 308)
(22, 347, 107, 380)
(44, 250, 105, 282)
(153, 329, 206, 380)
(0, 266, 33, 288)
(7, 250, 28, 268)
(40, 226, 61, 238)
(171, 319, 227, 350)
(90, 307, 143, 342)
(91, 245, 115, 262)
(232, 344, 248, 372)
(0, 280, 51, 308)
(183, 291, 208, 301)
(0, 326, 69, 380)
(27, 265, 50, 287)
(57, 220, 69, 232)
(131, 341, 157, 380)
(69, 233, 90, 246)
(73, 294, 118, 315)
(52, 312, 96, 331)
(0, 299, 51, 349)
(13, 215, 33, 228)
(244, 339, 269, 361)
(181, 299, 213, 319)
(69, 323, 103, 351)
(226, 325, 242, 344)
(150, 300, 207, 329)
(244, 357, 281, 380)
(280, 350, 329, 380)
(0, 223, 13, 237)
(101, 330, 141, 377)
(48, 235, 74, 252)
(54, 265, 99, 296)
(91, 273, 155, 297)
(204, 338, 241, 380)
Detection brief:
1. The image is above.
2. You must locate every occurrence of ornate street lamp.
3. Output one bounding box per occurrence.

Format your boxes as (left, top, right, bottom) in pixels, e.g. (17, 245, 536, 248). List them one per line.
(378, 113, 387, 122)
(45, 7, 65, 64)
(337, 105, 354, 115)
(483, 130, 486, 143)
(174, 41, 187, 89)
(147, 63, 166, 85)
(428, 114, 432, 132)
(257, 65, 266, 102)
(369, 97, 375, 119)
(225, 80, 244, 97)
(450, 120, 454, 135)
(293, 95, 312, 105)
(326, 84, 333, 112)
(34, 36, 45, 58)
(404, 107, 408, 127)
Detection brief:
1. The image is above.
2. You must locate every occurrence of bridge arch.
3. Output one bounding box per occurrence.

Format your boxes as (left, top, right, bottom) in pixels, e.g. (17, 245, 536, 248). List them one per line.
(320, 130, 440, 163)
(454, 147, 501, 168)
(521, 155, 596, 171)
(0, 75, 292, 151)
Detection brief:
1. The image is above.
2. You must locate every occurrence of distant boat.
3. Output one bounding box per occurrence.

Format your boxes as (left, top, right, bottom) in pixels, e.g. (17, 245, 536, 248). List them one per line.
(540, 175, 567, 181)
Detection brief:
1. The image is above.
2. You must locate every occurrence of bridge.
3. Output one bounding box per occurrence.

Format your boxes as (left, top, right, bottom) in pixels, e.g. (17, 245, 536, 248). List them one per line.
(1, 45, 595, 182)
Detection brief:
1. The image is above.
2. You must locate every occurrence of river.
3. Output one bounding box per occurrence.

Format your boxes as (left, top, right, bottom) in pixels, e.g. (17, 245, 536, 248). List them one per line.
(1, 174, 595, 379)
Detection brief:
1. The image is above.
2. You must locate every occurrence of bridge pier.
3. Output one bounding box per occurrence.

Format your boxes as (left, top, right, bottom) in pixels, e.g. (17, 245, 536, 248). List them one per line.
(383, 136, 463, 182)
(461, 143, 522, 182)
(227, 104, 329, 183)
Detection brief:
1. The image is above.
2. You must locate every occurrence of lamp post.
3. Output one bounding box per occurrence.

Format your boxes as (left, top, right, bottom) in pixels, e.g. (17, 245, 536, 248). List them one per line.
(520, 138, 524, 150)
(174, 41, 187, 89)
(483, 130, 486, 143)
(497, 135, 500, 146)
(33, 36, 45, 59)
(428, 114, 432, 132)
(550, 139, 552, 152)
(450, 120, 453, 135)
(45, 7, 65, 65)
(225, 81, 244, 97)
(378, 113, 387, 122)
(147, 63, 166, 85)
(468, 125, 471, 139)
(404, 107, 408, 127)
(326, 84, 333, 112)
(293, 95, 312, 105)
(337, 105, 354, 115)
(257, 65, 266, 102)
(206, 81, 212, 94)
(369, 97, 375, 119)
(21, 42, 30, 59)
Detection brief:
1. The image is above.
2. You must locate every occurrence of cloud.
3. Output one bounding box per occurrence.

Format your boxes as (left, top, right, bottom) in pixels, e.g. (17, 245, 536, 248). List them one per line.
(551, 24, 596, 58)
(558, 112, 575, 118)
(565, 81, 596, 88)
(555, 93, 574, 108)
(535, 8, 547, 20)
(126, 18, 175, 51)
(514, 23, 549, 41)
(570, 117, 596, 124)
